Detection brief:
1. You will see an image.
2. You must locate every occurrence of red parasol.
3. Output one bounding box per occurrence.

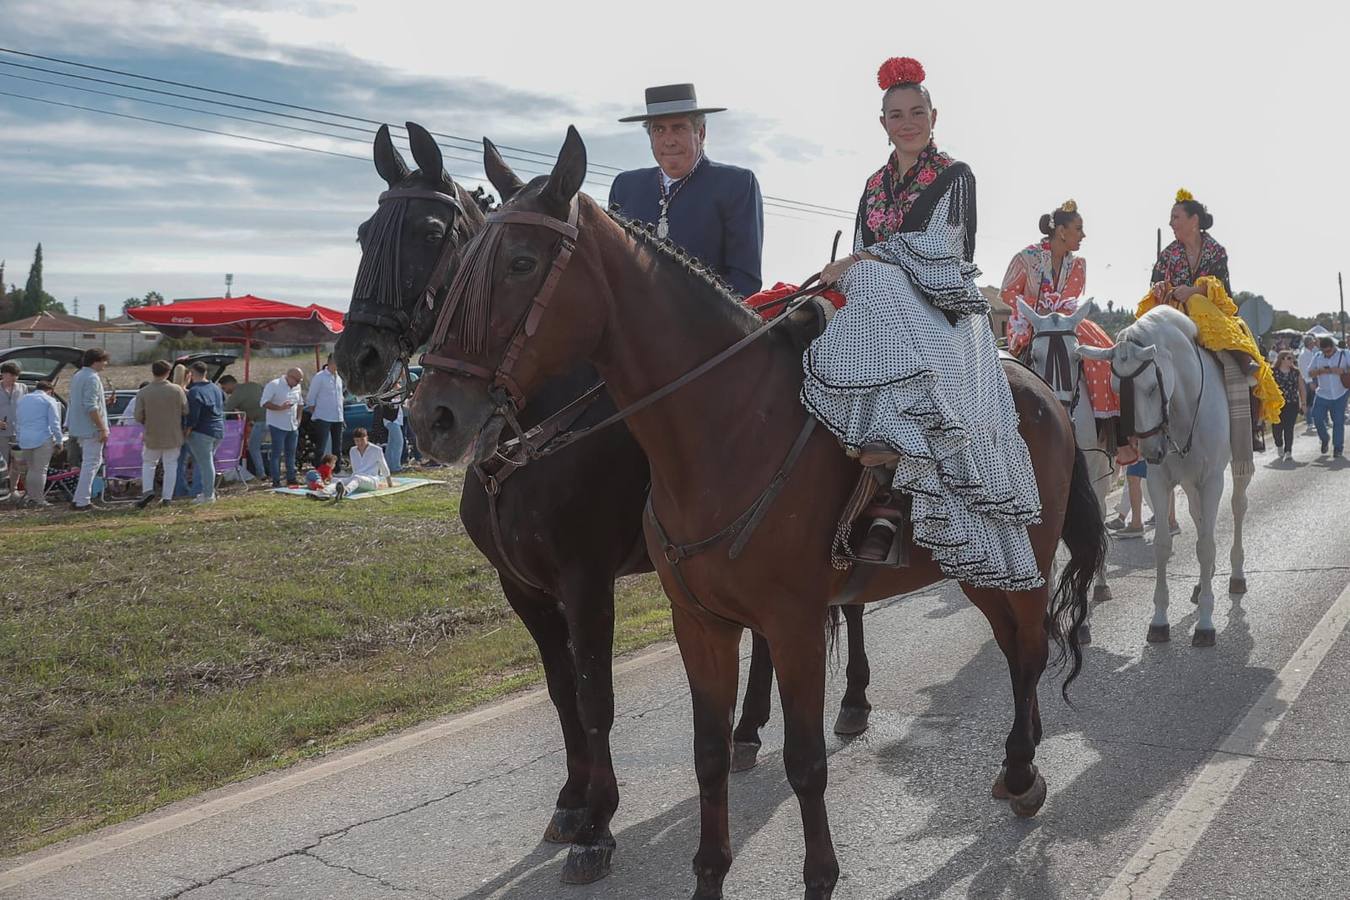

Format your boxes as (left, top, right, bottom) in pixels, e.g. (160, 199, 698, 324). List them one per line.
(128, 295, 345, 380)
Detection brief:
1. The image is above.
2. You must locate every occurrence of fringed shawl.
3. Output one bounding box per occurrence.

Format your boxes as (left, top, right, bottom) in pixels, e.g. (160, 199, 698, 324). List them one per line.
(855, 144, 977, 262)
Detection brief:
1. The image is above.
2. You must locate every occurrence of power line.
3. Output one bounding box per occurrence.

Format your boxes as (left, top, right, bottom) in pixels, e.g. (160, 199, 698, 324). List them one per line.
(0, 45, 854, 220)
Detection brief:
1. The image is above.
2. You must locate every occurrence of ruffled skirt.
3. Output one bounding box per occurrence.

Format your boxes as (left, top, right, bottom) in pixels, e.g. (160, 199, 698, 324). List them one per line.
(801, 259, 1044, 590)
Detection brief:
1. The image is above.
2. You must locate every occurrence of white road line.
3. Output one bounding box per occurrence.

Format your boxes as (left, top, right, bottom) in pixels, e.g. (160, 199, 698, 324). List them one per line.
(0, 643, 681, 892)
(1099, 578, 1350, 899)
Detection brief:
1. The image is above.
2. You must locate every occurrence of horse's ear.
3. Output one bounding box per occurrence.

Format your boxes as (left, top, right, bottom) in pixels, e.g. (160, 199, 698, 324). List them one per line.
(1016, 298, 1045, 327)
(483, 138, 524, 202)
(406, 121, 444, 181)
(1067, 301, 1094, 326)
(1136, 344, 1158, 362)
(373, 125, 410, 187)
(542, 125, 587, 207)
(1076, 345, 1114, 361)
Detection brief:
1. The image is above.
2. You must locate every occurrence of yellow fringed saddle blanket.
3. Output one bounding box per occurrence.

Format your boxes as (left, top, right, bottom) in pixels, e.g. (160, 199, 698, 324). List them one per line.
(1136, 276, 1284, 423)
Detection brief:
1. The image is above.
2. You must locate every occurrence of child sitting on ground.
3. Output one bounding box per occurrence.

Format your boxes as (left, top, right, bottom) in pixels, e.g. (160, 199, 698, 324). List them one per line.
(315, 454, 337, 483)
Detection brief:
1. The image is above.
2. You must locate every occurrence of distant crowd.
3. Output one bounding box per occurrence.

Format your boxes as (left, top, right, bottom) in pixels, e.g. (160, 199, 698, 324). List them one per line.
(0, 350, 431, 510)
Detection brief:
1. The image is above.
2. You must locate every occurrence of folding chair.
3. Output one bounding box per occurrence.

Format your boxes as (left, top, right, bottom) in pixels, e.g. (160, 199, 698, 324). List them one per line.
(211, 413, 250, 493)
(100, 422, 147, 504)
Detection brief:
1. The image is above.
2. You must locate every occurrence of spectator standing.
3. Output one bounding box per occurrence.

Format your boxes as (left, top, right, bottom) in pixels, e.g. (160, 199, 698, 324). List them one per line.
(14, 380, 62, 507)
(381, 398, 404, 474)
(120, 381, 149, 423)
(1309, 336, 1350, 458)
(333, 427, 394, 499)
(306, 355, 345, 468)
(261, 367, 304, 487)
(183, 362, 226, 503)
(1270, 351, 1306, 462)
(220, 374, 265, 479)
(0, 361, 28, 488)
(66, 348, 110, 511)
(1298, 334, 1320, 433)
(133, 360, 189, 508)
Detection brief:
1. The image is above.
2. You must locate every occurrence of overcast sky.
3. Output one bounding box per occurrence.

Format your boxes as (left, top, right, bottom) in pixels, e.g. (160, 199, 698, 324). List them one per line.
(3, 0, 1346, 319)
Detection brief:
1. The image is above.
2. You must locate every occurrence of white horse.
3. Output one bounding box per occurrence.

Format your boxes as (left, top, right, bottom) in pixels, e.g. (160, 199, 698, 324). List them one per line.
(1015, 299, 1116, 622)
(1078, 305, 1248, 646)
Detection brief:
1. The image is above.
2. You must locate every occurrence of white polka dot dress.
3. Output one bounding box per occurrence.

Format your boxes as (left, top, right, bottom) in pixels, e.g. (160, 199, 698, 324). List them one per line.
(801, 186, 1044, 590)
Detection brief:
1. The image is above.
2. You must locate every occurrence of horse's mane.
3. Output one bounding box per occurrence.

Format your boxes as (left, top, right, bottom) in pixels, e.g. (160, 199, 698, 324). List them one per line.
(1118, 304, 1197, 349)
(604, 204, 762, 337)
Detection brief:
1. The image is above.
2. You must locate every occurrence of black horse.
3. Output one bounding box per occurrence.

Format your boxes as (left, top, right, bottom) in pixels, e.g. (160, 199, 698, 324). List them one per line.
(333, 123, 873, 885)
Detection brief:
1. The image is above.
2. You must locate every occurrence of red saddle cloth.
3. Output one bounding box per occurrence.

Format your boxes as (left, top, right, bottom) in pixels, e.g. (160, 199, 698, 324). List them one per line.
(745, 282, 847, 320)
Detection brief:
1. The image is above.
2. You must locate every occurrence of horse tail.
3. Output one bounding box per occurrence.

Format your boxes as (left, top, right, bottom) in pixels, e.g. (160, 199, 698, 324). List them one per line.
(1050, 446, 1107, 699)
(826, 605, 843, 664)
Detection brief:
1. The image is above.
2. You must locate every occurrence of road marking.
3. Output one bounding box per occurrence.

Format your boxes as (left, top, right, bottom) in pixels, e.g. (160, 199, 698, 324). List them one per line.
(1100, 578, 1350, 899)
(0, 643, 681, 892)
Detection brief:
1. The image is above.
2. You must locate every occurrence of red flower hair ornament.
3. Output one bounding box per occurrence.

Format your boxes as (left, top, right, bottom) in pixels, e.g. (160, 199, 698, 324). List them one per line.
(877, 57, 926, 90)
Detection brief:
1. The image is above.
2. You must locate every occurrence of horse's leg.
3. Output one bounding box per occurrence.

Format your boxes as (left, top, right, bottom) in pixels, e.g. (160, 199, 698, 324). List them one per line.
(672, 602, 743, 900)
(731, 632, 774, 772)
(1228, 472, 1252, 596)
(1188, 472, 1225, 647)
(767, 617, 839, 900)
(834, 604, 872, 736)
(1001, 587, 1052, 816)
(1146, 469, 1175, 643)
(557, 570, 619, 885)
(961, 588, 1028, 800)
(498, 577, 591, 844)
(1091, 442, 1114, 606)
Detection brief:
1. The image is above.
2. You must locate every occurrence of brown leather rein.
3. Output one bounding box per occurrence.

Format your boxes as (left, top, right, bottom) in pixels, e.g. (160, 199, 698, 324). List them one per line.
(419, 199, 831, 465)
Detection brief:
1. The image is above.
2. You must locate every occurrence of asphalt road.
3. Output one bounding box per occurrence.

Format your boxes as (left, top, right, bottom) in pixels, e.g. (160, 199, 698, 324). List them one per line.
(5, 427, 1350, 900)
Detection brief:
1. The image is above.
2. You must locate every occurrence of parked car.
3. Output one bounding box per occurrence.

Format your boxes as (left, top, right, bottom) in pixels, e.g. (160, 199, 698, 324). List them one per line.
(297, 365, 422, 464)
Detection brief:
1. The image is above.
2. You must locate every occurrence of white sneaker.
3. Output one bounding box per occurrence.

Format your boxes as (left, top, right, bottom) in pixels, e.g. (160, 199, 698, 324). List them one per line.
(192, 495, 217, 505)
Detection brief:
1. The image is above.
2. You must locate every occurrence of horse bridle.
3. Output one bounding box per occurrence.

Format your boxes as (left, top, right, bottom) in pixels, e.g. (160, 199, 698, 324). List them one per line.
(1028, 324, 1083, 413)
(344, 186, 470, 405)
(419, 198, 829, 462)
(1113, 339, 1205, 460)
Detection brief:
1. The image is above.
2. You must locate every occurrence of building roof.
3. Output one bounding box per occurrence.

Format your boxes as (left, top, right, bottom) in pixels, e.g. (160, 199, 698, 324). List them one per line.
(980, 285, 1011, 311)
(0, 311, 130, 333)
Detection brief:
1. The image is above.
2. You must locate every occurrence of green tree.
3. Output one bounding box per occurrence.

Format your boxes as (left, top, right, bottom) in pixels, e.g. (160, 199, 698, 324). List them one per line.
(17, 244, 60, 317)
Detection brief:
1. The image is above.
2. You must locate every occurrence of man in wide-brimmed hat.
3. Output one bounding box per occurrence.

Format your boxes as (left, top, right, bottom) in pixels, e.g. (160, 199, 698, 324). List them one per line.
(610, 83, 763, 298)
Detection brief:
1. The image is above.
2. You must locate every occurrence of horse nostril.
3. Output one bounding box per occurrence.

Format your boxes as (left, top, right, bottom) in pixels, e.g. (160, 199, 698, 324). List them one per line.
(356, 345, 379, 373)
(433, 405, 456, 434)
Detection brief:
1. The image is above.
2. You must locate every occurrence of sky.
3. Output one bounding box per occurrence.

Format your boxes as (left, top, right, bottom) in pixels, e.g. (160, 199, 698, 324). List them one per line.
(2, 0, 1347, 320)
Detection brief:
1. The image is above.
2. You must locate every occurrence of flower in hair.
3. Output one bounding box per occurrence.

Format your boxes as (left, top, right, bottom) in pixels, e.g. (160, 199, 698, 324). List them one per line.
(1060, 199, 1077, 214)
(1175, 188, 1194, 203)
(877, 57, 926, 90)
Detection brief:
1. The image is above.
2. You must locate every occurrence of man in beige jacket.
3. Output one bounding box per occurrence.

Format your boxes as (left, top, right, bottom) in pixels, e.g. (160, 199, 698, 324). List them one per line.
(134, 359, 189, 508)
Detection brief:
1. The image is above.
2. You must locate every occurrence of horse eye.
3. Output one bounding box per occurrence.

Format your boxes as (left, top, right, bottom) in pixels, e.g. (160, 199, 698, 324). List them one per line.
(425, 231, 444, 245)
(509, 257, 536, 275)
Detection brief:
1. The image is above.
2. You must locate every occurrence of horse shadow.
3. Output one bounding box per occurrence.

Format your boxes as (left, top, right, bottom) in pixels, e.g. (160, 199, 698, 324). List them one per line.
(870, 596, 1265, 899)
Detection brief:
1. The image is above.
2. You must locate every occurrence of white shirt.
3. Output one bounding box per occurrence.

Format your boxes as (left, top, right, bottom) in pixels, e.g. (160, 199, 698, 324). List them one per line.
(1298, 346, 1319, 384)
(1310, 349, 1349, 401)
(260, 376, 303, 431)
(306, 368, 345, 423)
(349, 442, 391, 480)
(121, 395, 138, 423)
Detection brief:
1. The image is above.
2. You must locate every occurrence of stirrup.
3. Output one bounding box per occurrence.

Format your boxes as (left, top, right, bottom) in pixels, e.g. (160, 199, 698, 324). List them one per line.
(837, 492, 912, 569)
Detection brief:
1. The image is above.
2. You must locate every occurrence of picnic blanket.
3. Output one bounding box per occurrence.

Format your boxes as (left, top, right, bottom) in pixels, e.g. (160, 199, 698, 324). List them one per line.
(271, 476, 446, 500)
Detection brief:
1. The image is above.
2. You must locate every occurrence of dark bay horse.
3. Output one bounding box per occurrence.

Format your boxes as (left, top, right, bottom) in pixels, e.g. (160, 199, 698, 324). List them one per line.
(333, 123, 873, 885)
(410, 128, 1106, 900)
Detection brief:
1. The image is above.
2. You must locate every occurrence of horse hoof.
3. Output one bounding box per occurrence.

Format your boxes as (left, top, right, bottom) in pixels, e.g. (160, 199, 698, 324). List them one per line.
(1147, 624, 1171, 643)
(1190, 584, 1201, 606)
(731, 741, 760, 773)
(1093, 584, 1113, 603)
(833, 705, 871, 736)
(991, 766, 1010, 800)
(1076, 623, 1092, 646)
(1008, 770, 1048, 818)
(543, 806, 587, 844)
(561, 840, 615, 885)
(1229, 576, 1248, 594)
(1192, 628, 1216, 647)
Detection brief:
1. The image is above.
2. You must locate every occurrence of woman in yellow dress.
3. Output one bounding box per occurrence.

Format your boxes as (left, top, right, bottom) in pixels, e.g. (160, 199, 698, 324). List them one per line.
(1137, 189, 1282, 429)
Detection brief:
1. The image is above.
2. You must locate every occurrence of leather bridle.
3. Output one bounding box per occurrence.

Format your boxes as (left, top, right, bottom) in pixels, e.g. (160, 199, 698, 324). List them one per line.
(344, 186, 469, 405)
(1028, 324, 1083, 414)
(1114, 340, 1205, 460)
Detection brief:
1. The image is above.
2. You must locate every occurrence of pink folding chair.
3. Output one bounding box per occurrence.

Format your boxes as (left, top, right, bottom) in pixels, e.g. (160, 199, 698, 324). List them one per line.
(100, 422, 147, 504)
(212, 413, 249, 492)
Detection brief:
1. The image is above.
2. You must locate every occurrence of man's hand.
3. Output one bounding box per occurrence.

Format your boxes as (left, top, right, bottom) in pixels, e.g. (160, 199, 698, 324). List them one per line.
(98, 429, 109, 444)
(820, 257, 852, 286)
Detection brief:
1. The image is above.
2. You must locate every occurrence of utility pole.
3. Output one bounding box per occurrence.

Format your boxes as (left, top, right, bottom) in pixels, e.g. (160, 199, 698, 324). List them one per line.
(73, 296, 79, 317)
(225, 273, 234, 298)
(1340, 271, 1346, 345)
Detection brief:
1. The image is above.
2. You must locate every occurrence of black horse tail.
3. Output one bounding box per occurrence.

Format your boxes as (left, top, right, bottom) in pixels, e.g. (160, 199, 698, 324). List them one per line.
(1050, 447, 1107, 699)
(826, 605, 843, 663)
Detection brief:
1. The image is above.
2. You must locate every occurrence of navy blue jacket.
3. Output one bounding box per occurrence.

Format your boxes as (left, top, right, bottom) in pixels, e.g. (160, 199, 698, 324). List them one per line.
(609, 158, 764, 298)
(185, 380, 226, 439)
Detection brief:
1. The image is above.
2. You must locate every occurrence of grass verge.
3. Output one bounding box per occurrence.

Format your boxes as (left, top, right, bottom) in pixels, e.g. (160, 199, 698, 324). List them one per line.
(0, 469, 672, 857)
